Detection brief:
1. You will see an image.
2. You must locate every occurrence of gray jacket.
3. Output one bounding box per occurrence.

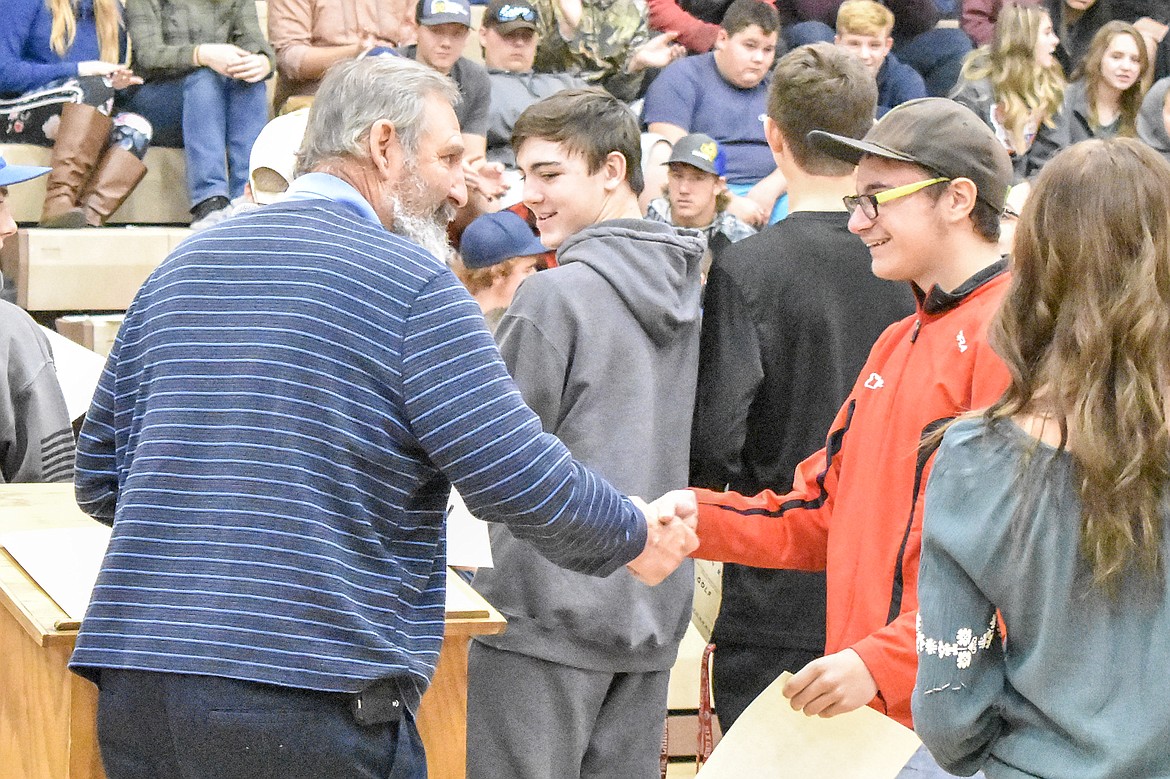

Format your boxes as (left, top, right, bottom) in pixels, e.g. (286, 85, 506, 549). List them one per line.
(486, 69, 586, 168)
(472, 218, 703, 671)
(1138, 76, 1170, 162)
(1, 301, 74, 483)
(1025, 80, 1113, 178)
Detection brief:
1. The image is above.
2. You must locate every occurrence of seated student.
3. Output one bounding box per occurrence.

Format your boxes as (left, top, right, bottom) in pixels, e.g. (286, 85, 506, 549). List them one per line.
(951, 2, 1065, 180)
(644, 132, 756, 274)
(2, 0, 151, 228)
(961, 0, 1042, 47)
(480, 0, 585, 173)
(268, 0, 415, 112)
(1046, 0, 1115, 75)
(530, 0, 687, 103)
(400, 0, 491, 164)
(1138, 74, 1170, 159)
(124, 0, 274, 230)
(834, 0, 927, 116)
(779, 0, 972, 96)
(913, 136, 1170, 779)
(642, 0, 787, 226)
(451, 210, 548, 331)
(1113, 0, 1170, 79)
(646, 0, 778, 54)
(0, 155, 74, 484)
(1026, 20, 1149, 176)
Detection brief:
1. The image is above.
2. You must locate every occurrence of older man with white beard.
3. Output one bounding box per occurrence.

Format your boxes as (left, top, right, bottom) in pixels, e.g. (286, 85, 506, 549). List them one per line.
(68, 56, 699, 779)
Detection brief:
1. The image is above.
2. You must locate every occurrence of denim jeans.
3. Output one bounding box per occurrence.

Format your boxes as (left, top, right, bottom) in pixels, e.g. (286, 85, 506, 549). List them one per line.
(183, 68, 269, 206)
(122, 77, 185, 148)
(96, 669, 427, 779)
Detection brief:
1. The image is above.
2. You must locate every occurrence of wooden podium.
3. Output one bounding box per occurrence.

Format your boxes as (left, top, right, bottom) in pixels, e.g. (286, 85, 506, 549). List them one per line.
(0, 484, 505, 779)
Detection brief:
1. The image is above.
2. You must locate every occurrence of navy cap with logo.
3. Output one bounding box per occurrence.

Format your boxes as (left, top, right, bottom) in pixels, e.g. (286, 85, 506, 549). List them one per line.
(665, 133, 727, 177)
(484, 0, 539, 32)
(807, 98, 1013, 213)
(461, 211, 548, 268)
(417, 0, 473, 27)
(0, 152, 50, 188)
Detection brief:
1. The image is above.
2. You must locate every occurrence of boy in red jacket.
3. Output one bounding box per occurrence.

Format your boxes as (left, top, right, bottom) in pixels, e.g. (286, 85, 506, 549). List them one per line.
(663, 99, 1012, 766)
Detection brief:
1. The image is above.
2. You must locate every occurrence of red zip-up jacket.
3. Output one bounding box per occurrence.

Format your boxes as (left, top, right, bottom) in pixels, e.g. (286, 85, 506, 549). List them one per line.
(692, 262, 1011, 728)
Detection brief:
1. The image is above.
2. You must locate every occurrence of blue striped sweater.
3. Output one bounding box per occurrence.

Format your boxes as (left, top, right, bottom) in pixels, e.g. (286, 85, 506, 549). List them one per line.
(69, 193, 646, 711)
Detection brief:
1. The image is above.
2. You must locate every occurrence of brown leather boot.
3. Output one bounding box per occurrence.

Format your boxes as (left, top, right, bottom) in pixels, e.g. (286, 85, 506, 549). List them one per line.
(79, 146, 148, 226)
(40, 102, 112, 228)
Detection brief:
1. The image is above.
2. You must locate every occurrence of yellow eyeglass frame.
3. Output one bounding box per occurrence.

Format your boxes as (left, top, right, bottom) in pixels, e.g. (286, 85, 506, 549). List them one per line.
(843, 176, 951, 219)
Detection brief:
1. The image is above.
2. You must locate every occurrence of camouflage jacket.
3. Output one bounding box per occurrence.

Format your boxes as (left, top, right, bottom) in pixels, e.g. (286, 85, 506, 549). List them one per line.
(532, 0, 650, 102)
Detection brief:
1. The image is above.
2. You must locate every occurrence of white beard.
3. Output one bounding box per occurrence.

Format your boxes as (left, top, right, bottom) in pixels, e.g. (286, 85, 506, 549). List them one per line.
(387, 162, 456, 261)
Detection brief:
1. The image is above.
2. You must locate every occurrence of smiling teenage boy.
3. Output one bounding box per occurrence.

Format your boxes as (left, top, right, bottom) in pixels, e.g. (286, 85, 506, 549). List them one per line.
(467, 87, 704, 779)
(662, 97, 1014, 777)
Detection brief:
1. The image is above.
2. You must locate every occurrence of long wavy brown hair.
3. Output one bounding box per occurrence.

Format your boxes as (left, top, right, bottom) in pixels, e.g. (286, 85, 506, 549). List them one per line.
(49, 0, 122, 63)
(987, 138, 1170, 591)
(960, 2, 1065, 154)
(1074, 21, 1149, 137)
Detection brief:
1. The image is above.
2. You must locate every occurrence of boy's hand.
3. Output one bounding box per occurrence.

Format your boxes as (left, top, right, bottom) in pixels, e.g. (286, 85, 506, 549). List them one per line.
(783, 648, 878, 718)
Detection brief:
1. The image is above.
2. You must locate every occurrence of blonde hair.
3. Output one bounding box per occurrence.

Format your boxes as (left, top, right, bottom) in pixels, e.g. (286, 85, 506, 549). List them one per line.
(49, 0, 122, 63)
(988, 138, 1170, 591)
(835, 0, 894, 37)
(960, 3, 1064, 154)
(1075, 21, 1150, 137)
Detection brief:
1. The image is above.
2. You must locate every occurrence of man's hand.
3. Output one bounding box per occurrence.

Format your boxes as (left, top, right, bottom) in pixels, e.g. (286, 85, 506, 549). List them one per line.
(628, 32, 687, 73)
(783, 649, 878, 718)
(626, 492, 699, 585)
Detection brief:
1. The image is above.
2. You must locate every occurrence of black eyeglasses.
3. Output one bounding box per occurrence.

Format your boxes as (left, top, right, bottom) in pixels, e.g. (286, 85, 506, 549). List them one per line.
(843, 177, 950, 220)
(494, 4, 537, 23)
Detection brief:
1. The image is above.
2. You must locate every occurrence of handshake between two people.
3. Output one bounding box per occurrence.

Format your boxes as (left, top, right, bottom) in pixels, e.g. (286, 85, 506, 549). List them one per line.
(626, 490, 699, 586)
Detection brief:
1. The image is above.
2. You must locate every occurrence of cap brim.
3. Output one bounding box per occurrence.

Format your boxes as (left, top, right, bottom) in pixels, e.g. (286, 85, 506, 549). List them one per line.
(806, 130, 917, 167)
(494, 20, 537, 33)
(0, 164, 51, 187)
(420, 16, 470, 26)
(661, 159, 717, 176)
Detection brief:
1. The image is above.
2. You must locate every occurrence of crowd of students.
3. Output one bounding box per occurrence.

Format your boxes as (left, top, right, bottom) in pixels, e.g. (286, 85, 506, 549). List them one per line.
(5, 1, 1170, 779)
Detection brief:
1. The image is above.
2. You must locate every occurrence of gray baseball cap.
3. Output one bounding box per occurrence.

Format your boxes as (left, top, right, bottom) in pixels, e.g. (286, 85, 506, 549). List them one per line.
(808, 98, 1013, 213)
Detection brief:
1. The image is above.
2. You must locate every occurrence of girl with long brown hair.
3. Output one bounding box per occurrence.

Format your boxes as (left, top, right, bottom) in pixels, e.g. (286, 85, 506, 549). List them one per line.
(1026, 21, 1150, 174)
(912, 137, 1170, 777)
(1, 0, 152, 227)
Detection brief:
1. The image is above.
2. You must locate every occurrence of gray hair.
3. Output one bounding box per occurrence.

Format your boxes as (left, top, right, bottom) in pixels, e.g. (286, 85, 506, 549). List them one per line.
(296, 56, 462, 176)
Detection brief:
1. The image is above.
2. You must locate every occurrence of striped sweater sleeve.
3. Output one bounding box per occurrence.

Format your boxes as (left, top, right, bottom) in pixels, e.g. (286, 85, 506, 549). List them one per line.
(401, 273, 647, 577)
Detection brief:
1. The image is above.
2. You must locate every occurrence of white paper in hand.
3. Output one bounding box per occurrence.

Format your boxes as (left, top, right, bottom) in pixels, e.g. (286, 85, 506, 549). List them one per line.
(697, 671, 922, 778)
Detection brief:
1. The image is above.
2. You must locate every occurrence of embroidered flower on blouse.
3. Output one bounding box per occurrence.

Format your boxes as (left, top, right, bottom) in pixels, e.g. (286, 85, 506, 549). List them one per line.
(916, 613, 999, 670)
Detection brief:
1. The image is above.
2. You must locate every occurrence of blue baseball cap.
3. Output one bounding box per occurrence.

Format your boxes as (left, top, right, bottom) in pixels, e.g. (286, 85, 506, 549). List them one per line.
(0, 153, 50, 187)
(461, 211, 547, 268)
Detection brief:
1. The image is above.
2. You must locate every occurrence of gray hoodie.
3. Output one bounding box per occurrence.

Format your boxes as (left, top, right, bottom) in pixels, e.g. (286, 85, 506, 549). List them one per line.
(1, 301, 74, 483)
(472, 218, 703, 671)
(1138, 77, 1170, 162)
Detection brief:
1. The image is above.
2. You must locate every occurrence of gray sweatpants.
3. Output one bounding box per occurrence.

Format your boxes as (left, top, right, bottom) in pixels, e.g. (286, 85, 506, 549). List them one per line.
(466, 641, 670, 779)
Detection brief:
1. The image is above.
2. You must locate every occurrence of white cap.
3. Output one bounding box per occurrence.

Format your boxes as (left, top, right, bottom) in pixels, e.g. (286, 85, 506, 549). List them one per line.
(249, 108, 310, 205)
